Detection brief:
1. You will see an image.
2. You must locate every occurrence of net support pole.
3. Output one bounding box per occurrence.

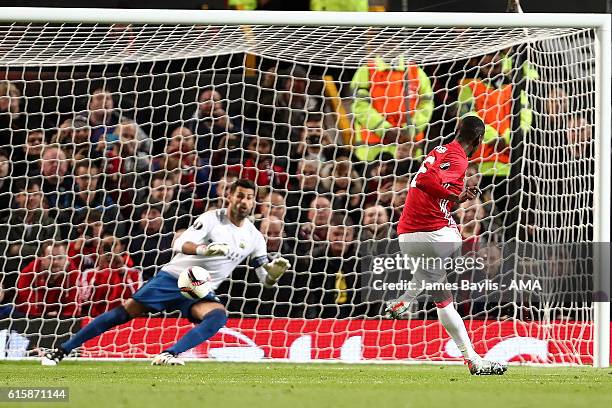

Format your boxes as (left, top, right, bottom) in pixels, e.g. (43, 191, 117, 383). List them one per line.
(593, 15, 611, 369)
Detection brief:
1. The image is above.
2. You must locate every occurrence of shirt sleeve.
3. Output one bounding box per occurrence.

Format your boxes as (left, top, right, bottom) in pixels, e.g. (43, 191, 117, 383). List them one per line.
(251, 229, 270, 285)
(250, 229, 269, 268)
(172, 211, 215, 252)
(415, 167, 454, 200)
(438, 151, 468, 185)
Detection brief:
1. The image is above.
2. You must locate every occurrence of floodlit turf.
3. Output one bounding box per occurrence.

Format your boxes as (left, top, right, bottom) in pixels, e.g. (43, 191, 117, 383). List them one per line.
(0, 361, 611, 408)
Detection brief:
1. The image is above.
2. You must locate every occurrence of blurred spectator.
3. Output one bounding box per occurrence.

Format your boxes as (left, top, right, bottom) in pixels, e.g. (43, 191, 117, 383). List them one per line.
(138, 173, 191, 232)
(360, 204, 390, 241)
(545, 86, 568, 118)
(245, 65, 320, 157)
(289, 114, 335, 168)
(259, 216, 286, 254)
(566, 115, 592, 159)
(105, 122, 150, 176)
(188, 87, 243, 152)
(0, 178, 59, 297)
(364, 152, 395, 206)
(11, 129, 45, 178)
(40, 144, 73, 209)
(351, 57, 434, 161)
(294, 195, 332, 261)
(78, 235, 142, 317)
(104, 122, 151, 213)
(455, 198, 485, 244)
(375, 176, 397, 209)
(319, 156, 363, 211)
(87, 88, 151, 153)
(128, 204, 174, 280)
(286, 159, 321, 222)
(0, 81, 25, 146)
(11, 241, 80, 318)
(256, 191, 287, 222)
(303, 213, 358, 318)
(226, 136, 288, 189)
(52, 116, 99, 161)
(68, 209, 105, 271)
(87, 88, 116, 142)
(152, 127, 211, 213)
(0, 81, 21, 117)
(0, 149, 11, 214)
(59, 160, 126, 238)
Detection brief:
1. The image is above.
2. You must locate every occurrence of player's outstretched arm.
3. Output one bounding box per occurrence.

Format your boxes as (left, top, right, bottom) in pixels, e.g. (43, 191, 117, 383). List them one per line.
(172, 212, 229, 256)
(181, 241, 230, 257)
(250, 232, 291, 288)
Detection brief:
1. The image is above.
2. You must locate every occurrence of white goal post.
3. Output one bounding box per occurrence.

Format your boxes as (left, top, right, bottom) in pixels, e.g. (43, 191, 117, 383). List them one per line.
(0, 8, 609, 367)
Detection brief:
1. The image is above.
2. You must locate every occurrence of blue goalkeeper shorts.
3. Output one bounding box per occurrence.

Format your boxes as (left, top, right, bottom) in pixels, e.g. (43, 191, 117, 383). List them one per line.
(132, 271, 220, 322)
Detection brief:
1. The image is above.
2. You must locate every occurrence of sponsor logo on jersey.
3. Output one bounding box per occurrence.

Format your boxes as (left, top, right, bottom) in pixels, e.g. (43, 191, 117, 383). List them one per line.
(440, 162, 450, 170)
(435, 146, 447, 153)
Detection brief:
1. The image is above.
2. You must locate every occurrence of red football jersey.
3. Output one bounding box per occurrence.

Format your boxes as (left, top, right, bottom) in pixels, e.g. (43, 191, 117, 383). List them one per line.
(78, 267, 142, 317)
(397, 140, 468, 234)
(15, 258, 80, 317)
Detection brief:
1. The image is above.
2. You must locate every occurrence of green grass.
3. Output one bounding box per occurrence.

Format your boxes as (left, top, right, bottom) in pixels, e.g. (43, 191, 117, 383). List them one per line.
(0, 361, 611, 408)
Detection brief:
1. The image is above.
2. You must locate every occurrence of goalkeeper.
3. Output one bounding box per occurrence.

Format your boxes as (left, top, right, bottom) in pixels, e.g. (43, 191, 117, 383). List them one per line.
(43, 179, 291, 366)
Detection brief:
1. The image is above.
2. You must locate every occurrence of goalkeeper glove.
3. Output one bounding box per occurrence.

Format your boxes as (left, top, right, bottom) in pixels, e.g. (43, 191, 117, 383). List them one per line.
(195, 243, 230, 257)
(263, 257, 291, 283)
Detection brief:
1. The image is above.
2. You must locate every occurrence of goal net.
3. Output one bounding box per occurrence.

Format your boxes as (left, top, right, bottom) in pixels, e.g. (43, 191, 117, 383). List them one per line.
(0, 9, 609, 366)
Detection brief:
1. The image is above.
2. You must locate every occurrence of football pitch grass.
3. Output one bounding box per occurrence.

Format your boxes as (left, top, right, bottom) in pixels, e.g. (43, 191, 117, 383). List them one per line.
(1, 361, 611, 408)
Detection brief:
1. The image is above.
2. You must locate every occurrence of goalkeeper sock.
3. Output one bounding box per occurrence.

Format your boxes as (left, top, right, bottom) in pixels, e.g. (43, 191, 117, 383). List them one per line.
(61, 306, 131, 352)
(436, 301, 479, 361)
(165, 309, 227, 355)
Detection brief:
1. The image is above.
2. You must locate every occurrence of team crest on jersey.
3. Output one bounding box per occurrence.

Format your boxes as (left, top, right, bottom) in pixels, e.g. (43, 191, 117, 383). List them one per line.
(440, 162, 451, 170)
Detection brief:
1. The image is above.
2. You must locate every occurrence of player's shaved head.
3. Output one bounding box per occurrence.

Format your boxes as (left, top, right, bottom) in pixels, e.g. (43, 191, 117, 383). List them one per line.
(456, 115, 485, 155)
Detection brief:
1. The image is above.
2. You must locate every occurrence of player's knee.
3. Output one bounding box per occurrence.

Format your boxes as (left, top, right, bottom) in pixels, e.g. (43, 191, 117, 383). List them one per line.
(191, 301, 226, 323)
(431, 289, 453, 308)
(123, 299, 148, 318)
(203, 308, 228, 330)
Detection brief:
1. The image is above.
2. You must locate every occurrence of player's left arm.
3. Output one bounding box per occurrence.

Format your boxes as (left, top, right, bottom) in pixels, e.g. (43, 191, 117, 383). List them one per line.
(250, 231, 291, 288)
(438, 152, 481, 201)
(415, 151, 478, 203)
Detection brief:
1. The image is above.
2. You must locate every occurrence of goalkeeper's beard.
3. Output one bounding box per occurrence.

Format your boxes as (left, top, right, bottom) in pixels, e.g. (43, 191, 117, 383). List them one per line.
(230, 203, 250, 221)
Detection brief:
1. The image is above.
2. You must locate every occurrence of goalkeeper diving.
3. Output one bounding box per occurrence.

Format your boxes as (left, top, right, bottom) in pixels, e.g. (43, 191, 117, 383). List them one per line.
(43, 179, 290, 366)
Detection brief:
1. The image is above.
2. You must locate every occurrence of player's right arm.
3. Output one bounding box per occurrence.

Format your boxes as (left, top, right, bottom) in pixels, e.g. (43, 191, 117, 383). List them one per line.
(173, 211, 229, 257)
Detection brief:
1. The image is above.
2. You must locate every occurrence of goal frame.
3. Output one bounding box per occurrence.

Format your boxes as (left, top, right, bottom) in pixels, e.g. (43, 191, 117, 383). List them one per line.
(0, 7, 610, 367)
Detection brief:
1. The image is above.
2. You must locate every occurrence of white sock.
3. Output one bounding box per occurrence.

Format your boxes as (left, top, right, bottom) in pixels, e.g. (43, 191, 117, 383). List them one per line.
(436, 302, 479, 361)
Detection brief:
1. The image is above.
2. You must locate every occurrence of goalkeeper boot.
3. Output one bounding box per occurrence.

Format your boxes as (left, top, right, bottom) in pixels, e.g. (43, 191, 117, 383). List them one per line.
(151, 351, 185, 366)
(384, 300, 411, 319)
(466, 357, 508, 375)
(41, 347, 67, 366)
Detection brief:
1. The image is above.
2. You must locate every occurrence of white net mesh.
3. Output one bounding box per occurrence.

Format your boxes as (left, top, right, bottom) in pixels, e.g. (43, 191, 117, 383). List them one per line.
(0, 18, 602, 364)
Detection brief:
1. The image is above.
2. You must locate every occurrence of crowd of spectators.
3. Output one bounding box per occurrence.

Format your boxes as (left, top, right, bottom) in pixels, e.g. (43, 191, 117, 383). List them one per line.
(0, 50, 593, 320)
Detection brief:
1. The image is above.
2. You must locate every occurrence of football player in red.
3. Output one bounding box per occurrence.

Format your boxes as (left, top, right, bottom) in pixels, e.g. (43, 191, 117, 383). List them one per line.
(389, 115, 507, 375)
